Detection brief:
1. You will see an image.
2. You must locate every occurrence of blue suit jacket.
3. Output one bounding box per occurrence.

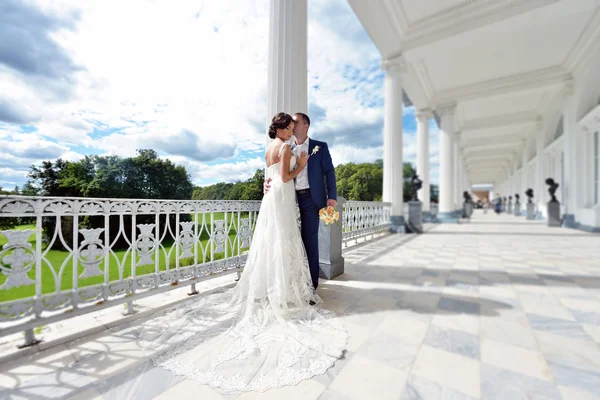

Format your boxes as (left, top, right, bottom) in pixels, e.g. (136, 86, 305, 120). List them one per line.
(306, 139, 337, 210)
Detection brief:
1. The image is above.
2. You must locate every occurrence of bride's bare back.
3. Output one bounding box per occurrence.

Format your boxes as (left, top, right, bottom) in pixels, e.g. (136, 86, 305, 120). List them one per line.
(265, 139, 308, 183)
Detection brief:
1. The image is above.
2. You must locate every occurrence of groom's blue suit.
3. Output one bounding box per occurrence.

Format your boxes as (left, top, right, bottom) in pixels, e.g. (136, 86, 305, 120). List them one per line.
(296, 138, 336, 290)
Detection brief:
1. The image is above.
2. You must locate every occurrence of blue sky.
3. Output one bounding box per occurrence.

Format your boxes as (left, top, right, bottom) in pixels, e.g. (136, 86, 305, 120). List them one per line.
(0, 0, 440, 191)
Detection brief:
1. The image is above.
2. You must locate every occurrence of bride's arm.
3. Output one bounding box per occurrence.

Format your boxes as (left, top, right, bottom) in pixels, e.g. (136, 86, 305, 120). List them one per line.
(280, 144, 306, 183)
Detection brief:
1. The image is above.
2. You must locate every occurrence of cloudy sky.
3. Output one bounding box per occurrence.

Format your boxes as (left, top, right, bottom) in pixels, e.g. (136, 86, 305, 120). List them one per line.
(0, 0, 440, 190)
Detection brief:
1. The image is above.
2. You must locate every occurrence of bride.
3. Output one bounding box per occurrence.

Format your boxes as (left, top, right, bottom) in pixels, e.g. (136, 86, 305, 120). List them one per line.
(139, 112, 348, 393)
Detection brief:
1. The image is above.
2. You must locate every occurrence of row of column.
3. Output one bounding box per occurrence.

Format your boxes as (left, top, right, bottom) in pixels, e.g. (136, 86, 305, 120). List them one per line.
(496, 83, 587, 224)
(268, 2, 470, 230)
(381, 57, 472, 226)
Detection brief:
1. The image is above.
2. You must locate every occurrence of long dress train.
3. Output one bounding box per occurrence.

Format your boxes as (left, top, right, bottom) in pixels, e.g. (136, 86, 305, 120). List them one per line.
(138, 143, 348, 392)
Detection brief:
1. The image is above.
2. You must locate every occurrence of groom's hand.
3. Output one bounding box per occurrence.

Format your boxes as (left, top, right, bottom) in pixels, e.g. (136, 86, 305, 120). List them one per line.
(263, 178, 272, 194)
(327, 199, 337, 208)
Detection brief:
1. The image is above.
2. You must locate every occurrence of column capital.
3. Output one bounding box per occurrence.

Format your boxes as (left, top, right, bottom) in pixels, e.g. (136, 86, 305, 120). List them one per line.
(561, 78, 575, 97)
(381, 55, 407, 75)
(437, 102, 457, 117)
(415, 108, 433, 122)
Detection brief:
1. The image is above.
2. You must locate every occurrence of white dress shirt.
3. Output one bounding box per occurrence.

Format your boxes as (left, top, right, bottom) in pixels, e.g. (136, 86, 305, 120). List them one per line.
(294, 137, 310, 190)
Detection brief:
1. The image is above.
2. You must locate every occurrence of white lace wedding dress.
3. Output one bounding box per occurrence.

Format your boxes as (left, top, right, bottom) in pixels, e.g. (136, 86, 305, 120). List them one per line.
(139, 143, 348, 393)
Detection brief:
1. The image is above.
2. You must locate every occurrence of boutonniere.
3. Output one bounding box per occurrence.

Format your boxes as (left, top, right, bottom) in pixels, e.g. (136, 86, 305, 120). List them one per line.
(311, 145, 320, 156)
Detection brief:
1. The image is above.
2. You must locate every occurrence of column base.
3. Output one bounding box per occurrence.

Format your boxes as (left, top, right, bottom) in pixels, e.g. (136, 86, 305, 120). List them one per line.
(390, 215, 406, 233)
(422, 210, 432, 222)
(562, 213, 577, 229)
(319, 258, 344, 280)
(437, 211, 459, 223)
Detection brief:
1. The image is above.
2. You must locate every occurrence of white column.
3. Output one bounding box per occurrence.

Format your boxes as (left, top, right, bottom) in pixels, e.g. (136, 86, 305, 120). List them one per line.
(453, 138, 461, 211)
(536, 129, 545, 215)
(267, 0, 307, 129)
(522, 144, 529, 197)
(416, 109, 432, 213)
(438, 105, 457, 220)
(561, 81, 579, 226)
(382, 56, 406, 231)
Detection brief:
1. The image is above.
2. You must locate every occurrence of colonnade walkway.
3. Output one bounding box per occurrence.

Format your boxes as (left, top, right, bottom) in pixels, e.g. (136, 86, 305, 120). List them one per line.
(1, 210, 599, 399)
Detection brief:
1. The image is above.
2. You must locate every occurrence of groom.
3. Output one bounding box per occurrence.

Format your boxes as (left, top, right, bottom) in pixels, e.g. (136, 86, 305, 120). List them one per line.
(265, 112, 337, 291)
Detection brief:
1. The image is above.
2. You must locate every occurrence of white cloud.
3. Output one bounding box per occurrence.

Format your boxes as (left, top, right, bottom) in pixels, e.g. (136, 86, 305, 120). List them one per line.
(0, 0, 438, 189)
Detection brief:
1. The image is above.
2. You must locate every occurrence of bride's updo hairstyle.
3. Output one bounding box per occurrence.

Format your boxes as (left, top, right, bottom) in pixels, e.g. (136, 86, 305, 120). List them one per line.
(268, 112, 293, 139)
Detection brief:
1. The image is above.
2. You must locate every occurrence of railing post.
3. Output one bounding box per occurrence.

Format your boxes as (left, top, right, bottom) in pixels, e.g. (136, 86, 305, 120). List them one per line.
(18, 328, 41, 349)
(188, 282, 199, 295)
(318, 197, 345, 280)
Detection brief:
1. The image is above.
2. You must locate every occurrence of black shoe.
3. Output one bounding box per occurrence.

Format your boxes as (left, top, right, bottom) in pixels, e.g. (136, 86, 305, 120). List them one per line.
(309, 300, 316, 306)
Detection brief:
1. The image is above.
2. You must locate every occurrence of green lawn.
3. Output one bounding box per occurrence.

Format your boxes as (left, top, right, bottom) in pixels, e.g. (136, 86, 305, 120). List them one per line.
(0, 213, 254, 302)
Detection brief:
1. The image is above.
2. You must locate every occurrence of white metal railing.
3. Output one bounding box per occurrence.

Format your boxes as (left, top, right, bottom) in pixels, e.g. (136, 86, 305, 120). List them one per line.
(0, 195, 393, 347)
(0, 195, 260, 344)
(341, 201, 391, 246)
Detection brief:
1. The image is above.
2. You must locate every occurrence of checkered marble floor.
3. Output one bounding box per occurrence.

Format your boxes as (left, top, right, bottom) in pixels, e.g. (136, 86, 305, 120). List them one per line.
(1, 210, 600, 399)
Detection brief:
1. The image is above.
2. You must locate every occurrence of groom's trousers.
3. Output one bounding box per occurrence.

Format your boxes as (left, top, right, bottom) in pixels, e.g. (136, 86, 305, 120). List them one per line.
(297, 190, 320, 290)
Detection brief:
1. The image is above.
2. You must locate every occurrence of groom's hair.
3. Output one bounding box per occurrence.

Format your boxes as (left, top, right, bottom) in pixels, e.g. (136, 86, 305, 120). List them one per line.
(295, 112, 310, 128)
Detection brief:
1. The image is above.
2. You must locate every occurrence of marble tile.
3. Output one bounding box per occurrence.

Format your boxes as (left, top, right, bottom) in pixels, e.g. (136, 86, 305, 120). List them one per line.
(236, 378, 325, 400)
(582, 323, 600, 344)
(481, 338, 551, 382)
(339, 321, 372, 353)
(373, 313, 430, 347)
(328, 354, 408, 400)
(558, 385, 600, 400)
(568, 309, 600, 325)
(431, 313, 480, 336)
(153, 379, 224, 400)
(0, 344, 78, 390)
(518, 293, 575, 321)
(534, 331, 600, 372)
(480, 317, 538, 350)
(411, 346, 480, 399)
(479, 285, 518, 300)
(65, 386, 105, 400)
(358, 333, 419, 370)
(481, 364, 562, 400)
(316, 387, 353, 400)
(395, 291, 440, 314)
(559, 297, 600, 312)
(526, 313, 590, 339)
(436, 296, 480, 315)
(423, 325, 480, 360)
(400, 374, 478, 400)
(313, 351, 354, 388)
(93, 358, 184, 400)
(0, 367, 96, 399)
(547, 362, 600, 396)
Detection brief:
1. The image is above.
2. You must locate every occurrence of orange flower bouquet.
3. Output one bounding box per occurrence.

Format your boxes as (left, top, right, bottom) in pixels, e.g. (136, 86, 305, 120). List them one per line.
(319, 205, 340, 226)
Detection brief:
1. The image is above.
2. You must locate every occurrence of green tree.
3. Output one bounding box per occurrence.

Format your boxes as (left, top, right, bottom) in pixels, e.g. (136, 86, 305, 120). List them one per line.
(26, 149, 194, 250)
(241, 169, 265, 200)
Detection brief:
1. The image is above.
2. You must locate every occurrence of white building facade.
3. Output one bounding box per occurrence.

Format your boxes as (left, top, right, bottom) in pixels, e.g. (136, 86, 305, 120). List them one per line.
(265, 0, 600, 232)
(345, 0, 600, 231)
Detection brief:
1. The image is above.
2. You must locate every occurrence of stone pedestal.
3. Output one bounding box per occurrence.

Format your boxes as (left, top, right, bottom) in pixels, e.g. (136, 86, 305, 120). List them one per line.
(513, 202, 521, 216)
(507, 201, 513, 214)
(318, 197, 344, 279)
(547, 201, 561, 227)
(407, 201, 423, 233)
(526, 203, 535, 220)
(463, 202, 473, 219)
